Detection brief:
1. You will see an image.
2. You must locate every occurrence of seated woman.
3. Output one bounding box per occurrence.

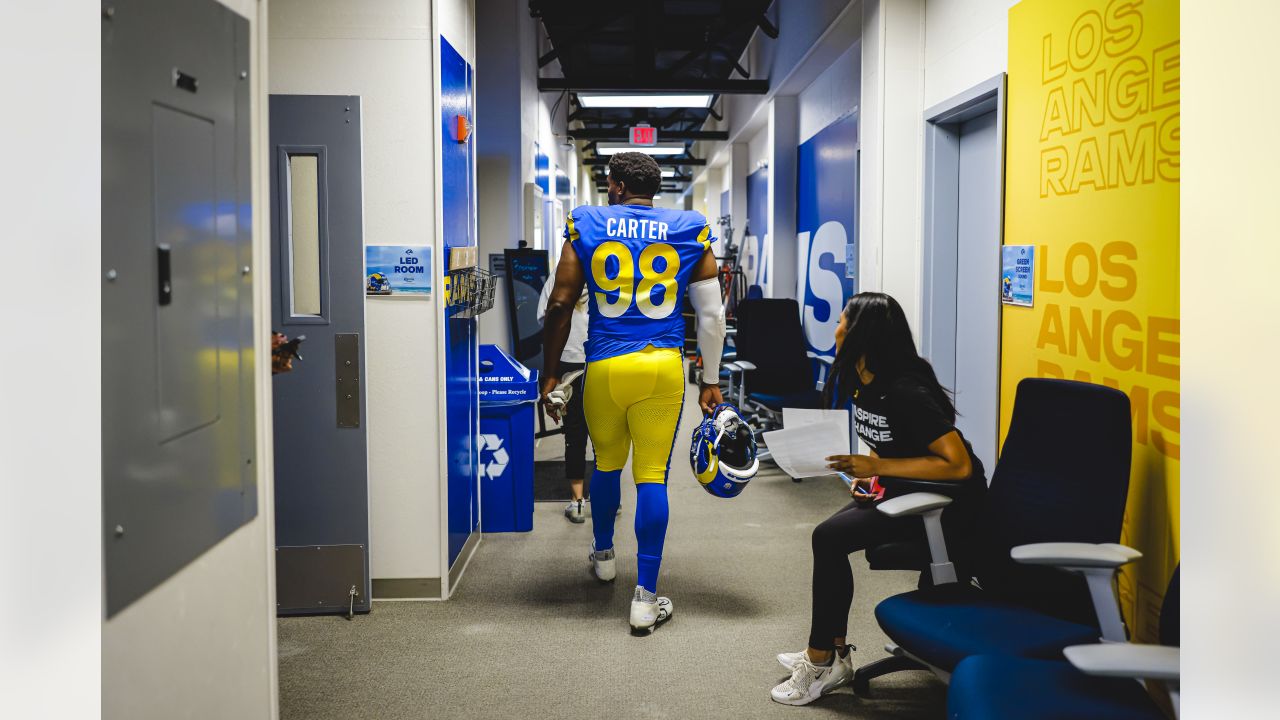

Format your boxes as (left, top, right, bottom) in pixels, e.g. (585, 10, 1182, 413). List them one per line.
(770, 292, 987, 706)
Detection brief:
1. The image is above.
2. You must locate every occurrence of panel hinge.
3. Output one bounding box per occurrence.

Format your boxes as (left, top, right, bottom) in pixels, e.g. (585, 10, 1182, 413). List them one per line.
(346, 585, 359, 620)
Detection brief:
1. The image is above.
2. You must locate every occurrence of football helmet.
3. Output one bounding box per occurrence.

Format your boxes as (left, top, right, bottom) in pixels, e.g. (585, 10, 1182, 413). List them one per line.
(689, 403, 759, 498)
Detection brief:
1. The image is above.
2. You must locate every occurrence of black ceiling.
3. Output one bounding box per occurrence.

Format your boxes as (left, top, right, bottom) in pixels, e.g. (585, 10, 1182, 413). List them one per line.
(528, 0, 776, 191)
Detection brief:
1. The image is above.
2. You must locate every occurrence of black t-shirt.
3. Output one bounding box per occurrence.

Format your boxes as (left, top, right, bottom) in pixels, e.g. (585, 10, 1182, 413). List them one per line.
(848, 373, 985, 492)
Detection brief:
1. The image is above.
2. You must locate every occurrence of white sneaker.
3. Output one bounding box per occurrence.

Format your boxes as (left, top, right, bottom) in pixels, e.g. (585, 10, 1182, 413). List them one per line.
(564, 500, 585, 524)
(777, 650, 807, 671)
(629, 587, 673, 634)
(777, 645, 855, 671)
(770, 653, 853, 706)
(589, 543, 616, 582)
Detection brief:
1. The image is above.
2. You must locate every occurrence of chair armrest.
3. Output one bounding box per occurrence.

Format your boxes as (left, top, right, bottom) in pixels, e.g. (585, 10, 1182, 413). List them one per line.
(877, 492, 953, 518)
(877, 492, 958, 585)
(806, 351, 835, 367)
(1013, 543, 1142, 643)
(1099, 543, 1144, 562)
(1063, 644, 1179, 682)
(1011, 543, 1143, 568)
(733, 360, 757, 371)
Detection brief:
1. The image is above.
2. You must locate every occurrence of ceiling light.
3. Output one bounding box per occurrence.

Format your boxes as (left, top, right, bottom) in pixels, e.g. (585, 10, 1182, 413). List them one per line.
(577, 93, 713, 109)
(596, 142, 685, 156)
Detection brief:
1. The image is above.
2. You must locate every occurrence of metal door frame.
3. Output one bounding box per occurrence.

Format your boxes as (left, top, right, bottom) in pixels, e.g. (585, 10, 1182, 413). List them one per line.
(919, 74, 1006, 470)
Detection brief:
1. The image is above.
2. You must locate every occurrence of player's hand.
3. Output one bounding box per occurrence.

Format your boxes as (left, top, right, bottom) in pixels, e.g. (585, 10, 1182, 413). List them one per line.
(539, 375, 563, 423)
(826, 454, 879, 478)
(698, 382, 723, 416)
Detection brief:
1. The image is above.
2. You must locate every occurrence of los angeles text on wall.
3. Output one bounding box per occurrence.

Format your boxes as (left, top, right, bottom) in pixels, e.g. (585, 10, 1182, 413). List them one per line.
(1033, 240, 1179, 461)
(1005, 0, 1179, 645)
(1037, 0, 1179, 197)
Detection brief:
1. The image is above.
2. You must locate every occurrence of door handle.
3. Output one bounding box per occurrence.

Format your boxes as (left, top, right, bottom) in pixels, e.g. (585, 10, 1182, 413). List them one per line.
(157, 244, 172, 306)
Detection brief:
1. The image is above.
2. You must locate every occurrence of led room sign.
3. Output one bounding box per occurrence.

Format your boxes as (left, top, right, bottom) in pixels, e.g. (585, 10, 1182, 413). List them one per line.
(629, 124, 657, 146)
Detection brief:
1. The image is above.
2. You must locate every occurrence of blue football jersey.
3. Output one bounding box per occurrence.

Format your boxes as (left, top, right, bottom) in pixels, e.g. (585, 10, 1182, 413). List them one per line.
(566, 204, 716, 362)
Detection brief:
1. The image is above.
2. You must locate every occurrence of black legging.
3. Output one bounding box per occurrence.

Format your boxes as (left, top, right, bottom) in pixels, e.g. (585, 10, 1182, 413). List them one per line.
(560, 361, 589, 481)
(808, 475, 983, 651)
(808, 499, 923, 650)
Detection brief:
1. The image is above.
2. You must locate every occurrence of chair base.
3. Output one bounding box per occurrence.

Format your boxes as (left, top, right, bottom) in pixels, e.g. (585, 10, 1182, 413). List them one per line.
(851, 654, 930, 697)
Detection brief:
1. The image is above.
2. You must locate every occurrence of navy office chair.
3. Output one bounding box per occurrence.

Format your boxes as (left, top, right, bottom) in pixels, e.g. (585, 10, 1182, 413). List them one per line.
(948, 567, 1180, 719)
(722, 298, 831, 434)
(852, 379, 1134, 695)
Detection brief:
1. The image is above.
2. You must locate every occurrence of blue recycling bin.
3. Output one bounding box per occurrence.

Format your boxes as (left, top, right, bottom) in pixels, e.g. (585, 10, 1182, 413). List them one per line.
(478, 344, 538, 532)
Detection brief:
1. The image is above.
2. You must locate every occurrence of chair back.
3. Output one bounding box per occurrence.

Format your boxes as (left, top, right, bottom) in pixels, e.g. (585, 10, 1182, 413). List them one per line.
(976, 378, 1132, 626)
(734, 299, 815, 394)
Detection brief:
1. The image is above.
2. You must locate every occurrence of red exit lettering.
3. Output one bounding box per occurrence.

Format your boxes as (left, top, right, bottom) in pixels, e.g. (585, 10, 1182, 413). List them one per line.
(630, 125, 657, 146)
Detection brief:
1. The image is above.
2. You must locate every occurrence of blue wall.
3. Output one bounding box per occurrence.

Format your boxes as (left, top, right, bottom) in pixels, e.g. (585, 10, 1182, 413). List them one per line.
(441, 36, 479, 568)
(745, 166, 769, 293)
(796, 112, 858, 357)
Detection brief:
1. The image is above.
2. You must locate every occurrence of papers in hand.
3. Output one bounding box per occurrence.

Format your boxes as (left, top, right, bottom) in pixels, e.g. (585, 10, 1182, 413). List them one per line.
(781, 408, 851, 444)
(761, 419, 850, 479)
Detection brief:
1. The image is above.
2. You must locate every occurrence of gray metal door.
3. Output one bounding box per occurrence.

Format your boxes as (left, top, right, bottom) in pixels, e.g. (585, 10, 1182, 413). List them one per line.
(953, 111, 1000, 474)
(269, 95, 370, 615)
(921, 77, 1005, 478)
(102, 0, 255, 617)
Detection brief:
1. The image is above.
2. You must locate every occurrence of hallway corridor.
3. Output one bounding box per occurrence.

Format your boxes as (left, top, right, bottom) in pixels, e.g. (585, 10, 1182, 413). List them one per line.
(278, 387, 945, 720)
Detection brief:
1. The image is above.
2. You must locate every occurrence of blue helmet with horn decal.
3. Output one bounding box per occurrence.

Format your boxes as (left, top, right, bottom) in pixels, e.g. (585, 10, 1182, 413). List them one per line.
(689, 403, 759, 499)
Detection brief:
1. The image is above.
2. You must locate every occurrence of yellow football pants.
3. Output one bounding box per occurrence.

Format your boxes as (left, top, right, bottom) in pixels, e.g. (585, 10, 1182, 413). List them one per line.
(583, 346, 685, 485)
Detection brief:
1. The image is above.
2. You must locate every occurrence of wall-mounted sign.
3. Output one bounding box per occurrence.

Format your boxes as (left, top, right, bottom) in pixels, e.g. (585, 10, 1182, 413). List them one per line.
(630, 124, 657, 146)
(366, 245, 432, 298)
(796, 112, 857, 357)
(1000, 245, 1034, 307)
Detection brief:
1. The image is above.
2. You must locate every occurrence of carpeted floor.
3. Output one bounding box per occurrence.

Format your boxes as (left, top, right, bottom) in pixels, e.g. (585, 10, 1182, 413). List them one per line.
(278, 382, 946, 720)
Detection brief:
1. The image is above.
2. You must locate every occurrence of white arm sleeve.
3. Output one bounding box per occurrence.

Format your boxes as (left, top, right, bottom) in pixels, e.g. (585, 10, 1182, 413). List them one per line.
(536, 276, 553, 324)
(688, 277, 726, 382)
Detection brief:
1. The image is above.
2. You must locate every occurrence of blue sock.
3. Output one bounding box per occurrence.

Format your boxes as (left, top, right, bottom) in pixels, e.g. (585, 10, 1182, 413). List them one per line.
(590, 468, 622, 551)
(635, 482, 670, 593)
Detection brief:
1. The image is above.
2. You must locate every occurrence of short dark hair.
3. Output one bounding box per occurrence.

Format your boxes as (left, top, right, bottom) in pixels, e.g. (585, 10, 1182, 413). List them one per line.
(607, 152, 661, 197)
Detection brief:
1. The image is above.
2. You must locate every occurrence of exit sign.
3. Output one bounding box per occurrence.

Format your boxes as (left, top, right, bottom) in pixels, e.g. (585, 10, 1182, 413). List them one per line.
(630, 125, 657, 146)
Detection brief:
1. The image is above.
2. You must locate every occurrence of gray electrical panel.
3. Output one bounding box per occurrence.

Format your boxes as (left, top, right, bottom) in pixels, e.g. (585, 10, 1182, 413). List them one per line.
(102, 0, 255, 617)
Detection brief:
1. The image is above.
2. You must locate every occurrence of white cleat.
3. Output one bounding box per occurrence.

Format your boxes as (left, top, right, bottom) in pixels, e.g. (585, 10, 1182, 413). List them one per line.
(629, 588, 673, 634)
(589, 543, 616, 582)
(770, 653, 853, 706)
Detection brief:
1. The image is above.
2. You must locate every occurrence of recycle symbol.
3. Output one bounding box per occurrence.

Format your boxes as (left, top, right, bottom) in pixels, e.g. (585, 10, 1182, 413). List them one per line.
(478, 434, 509, 480)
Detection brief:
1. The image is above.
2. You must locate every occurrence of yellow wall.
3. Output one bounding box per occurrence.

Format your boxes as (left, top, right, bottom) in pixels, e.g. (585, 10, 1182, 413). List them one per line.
(1003, 0, 1179, 642)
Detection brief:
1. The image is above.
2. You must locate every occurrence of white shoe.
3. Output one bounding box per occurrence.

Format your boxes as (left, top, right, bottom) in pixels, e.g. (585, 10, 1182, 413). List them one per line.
(629, 587, 673, 634)
(777, 650, 807, 671)
(564, 500, 585, 524)
(777, 645, 855, 671)
(770, 653, 853, 706)
(589, 543, 616, 582)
